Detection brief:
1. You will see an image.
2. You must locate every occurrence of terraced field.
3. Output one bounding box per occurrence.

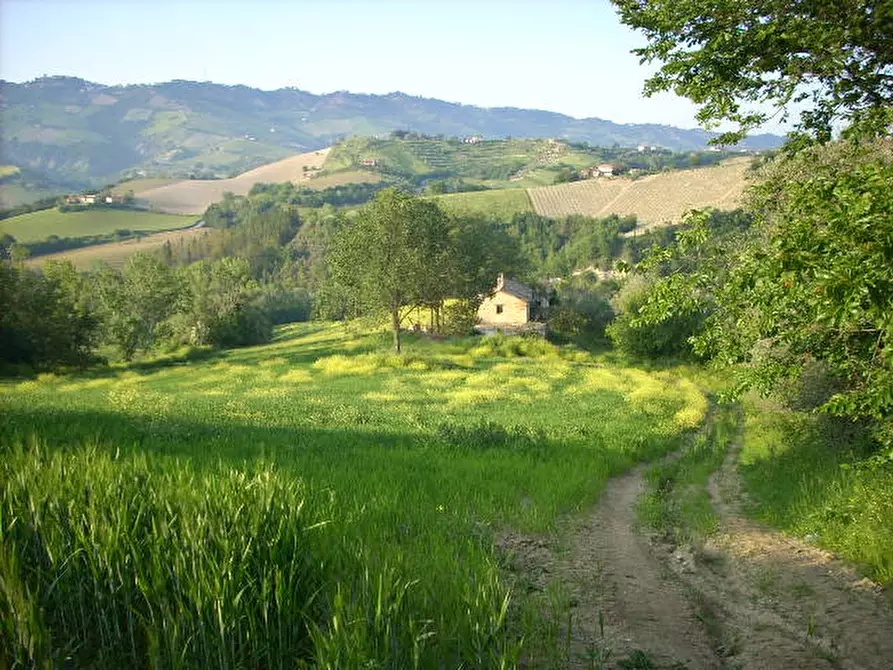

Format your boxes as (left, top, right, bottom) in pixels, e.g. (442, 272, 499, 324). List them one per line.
(528, 158, 752, 227)
(137, 148, 334, 214)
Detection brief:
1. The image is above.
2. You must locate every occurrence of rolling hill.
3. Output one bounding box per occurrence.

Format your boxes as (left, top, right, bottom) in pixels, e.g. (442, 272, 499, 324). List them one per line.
(0, 76, 783, 199)
(134, 148, 337, 215)
(528, 158, 752, 227)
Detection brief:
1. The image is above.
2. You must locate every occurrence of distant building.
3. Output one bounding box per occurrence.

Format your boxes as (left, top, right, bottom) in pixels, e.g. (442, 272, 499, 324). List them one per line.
(361, 158, 380, 167)
(477, 274, 549, 329)
(464, 135, 484, 144)
(64, 193, 123, 206)
(597, 163, 620, 177)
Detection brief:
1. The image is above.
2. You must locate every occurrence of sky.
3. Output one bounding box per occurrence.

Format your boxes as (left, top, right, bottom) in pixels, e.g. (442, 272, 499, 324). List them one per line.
(0, 0, 785, 133)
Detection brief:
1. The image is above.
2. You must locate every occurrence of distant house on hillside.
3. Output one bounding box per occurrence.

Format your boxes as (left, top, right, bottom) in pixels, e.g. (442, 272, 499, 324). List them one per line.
(361, 158, 380, 167)
(477, 274, 549, 330)
(597, 163, 620, 177)
(464, 135, 484, 144)
(64, 193, 124, 206)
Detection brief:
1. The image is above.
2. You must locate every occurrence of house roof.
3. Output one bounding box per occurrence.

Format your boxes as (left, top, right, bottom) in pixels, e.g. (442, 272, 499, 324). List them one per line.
(499, 277, 534, 302)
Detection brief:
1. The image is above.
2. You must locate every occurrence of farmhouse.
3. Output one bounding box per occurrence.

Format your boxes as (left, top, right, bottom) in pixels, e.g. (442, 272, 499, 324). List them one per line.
(361, 158, 380, 167)
(596, 163, 620, 177)
(464, 136, 484, 144)
(478, 274, 549, 329)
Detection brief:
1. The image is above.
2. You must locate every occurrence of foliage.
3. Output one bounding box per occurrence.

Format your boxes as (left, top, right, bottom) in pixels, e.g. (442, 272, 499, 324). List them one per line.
(607, 275, 706, 359)
(613, 0, 893, 143)
(247, 180, 386, 207)
(739, 397, 893, 584)
(549, 275, 618, 342)
(439, 300, 479, 336)
(172, 257, 272, 348)
(94, 254, 182, 360)
(0, 261, 100, 369)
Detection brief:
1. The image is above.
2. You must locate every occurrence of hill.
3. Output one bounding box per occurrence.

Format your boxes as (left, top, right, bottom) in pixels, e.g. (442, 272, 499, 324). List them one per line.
(134, 148, 337, 215)
(0, 76, 783, 197)
(528, 158, 751, 227)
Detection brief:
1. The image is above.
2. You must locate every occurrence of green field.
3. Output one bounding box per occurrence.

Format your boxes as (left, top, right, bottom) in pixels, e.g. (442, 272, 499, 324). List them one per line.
(738, 397, 893, 584)
(0, 323, 707, 667)
(0, 208, 197, 242)
(429, 188, 533, 218)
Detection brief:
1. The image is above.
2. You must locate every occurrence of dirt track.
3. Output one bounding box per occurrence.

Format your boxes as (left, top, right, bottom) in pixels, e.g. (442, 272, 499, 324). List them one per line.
(501, 425, 893, 669)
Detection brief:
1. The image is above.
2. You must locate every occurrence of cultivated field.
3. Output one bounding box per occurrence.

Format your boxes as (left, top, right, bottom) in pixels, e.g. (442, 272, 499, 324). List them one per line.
(430, 188, 534, 218)
(0, 208, 196, 243)
(24, 227, 210, 270)
(0, 323, 707, 667)
(137, 148, 334, 214)
(528, 158, 752, 227)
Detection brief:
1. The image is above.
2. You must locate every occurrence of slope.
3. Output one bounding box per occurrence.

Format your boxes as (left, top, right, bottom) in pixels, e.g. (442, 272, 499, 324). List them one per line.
(136, 148, 337, 215)
(528, 158, 752, 227)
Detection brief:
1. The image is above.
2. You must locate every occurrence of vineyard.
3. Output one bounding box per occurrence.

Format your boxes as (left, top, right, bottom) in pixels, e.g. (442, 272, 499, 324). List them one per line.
(528, 158, 752, 227)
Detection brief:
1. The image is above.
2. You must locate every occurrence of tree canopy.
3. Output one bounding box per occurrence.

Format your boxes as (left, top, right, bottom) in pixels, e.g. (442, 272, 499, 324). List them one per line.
(613, 0, 893, 143)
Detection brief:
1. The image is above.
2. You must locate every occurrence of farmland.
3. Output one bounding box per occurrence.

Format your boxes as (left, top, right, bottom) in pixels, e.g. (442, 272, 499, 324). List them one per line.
(430, 188, 533, 218)
(528, 158, 751, 227)
(137, 148, 334, 214)
(0, 323, 707, 667)
(24, 227, 210, 270)
(0, 208, 196, 243)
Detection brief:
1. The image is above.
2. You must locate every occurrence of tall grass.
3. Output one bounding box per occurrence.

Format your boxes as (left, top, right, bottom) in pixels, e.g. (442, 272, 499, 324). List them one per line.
(0, 323, 708, 667)
(738, 398, 893, 585)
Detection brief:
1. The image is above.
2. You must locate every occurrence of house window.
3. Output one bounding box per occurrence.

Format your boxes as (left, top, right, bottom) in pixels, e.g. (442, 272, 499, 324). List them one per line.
(495, 304, 504, 314)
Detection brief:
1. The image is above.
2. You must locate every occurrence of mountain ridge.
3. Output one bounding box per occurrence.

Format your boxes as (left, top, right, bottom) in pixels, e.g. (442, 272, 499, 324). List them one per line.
(0, 76, 783, 192)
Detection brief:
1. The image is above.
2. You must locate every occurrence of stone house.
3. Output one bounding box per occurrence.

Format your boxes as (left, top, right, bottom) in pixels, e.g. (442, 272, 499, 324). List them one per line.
(477, 274, 549, 328)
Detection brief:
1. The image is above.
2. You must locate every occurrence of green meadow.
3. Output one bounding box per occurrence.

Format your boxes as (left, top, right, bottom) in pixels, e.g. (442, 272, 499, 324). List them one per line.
(0, 208, 196, 243)
(429, 188, 533, 218)
(0, 323, 707, 668)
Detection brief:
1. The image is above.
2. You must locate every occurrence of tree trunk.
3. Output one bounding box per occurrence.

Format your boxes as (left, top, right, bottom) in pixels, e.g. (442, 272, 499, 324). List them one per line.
(392, 308, 402, 352)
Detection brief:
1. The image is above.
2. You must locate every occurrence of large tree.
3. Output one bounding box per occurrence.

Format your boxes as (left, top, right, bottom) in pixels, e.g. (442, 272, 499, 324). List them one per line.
(329, 189, 453, 352)
(613, 1, 893, 448)
(613, 0, 893, 143)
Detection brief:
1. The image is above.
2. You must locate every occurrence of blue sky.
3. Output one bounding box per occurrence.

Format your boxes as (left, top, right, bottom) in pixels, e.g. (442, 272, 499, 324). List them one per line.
(0, 0, 780, 132)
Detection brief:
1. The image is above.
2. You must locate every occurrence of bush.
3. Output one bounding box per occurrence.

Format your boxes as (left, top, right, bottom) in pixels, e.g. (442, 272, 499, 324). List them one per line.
(607, 277, 704, 359)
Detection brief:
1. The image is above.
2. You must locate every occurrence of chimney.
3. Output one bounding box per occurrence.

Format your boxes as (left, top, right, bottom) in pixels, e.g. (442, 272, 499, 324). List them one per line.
(496, 273, 505, 291)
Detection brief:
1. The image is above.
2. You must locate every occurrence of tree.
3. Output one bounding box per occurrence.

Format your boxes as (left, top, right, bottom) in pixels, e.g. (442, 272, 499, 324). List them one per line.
(612, 0, 893, 143)
(329, 189, 453, 352)
(175, 257, 271, 347)
(95, 253, 182, 360)
(613, 1, 893, 449)
(0, 261, 100, 368)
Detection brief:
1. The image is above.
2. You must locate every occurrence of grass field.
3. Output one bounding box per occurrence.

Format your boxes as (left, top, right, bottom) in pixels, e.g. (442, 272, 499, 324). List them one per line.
(429, 188, 533, 218)
(137, 149, 332, 214)
(738, 397, 893, 585)
(528, 158, 752, 227)
(24, 227, 211, 270)
(0, 208, 197, 243)
(0, 165, 21, 179)
(0, 323, 707, 667)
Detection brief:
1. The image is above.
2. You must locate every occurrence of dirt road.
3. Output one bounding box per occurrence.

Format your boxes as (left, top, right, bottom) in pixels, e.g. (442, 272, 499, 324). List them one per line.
(501, 429, 893, 669)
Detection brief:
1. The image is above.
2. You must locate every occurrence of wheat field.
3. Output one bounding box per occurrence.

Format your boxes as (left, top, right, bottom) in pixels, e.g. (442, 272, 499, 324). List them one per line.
(528, 158, 752, 227)
(137, 148, 334, 214)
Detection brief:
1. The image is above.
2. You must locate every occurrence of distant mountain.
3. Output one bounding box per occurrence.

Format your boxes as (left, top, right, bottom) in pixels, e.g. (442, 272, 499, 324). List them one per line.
(0, 76, 784, 189)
